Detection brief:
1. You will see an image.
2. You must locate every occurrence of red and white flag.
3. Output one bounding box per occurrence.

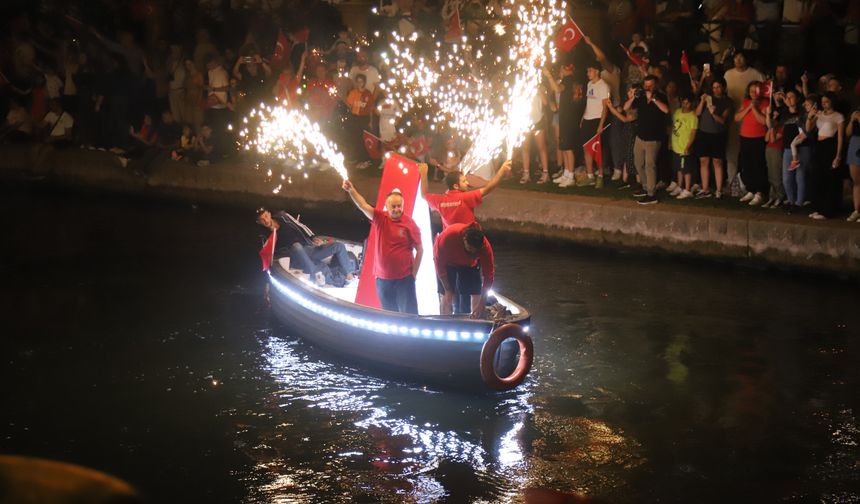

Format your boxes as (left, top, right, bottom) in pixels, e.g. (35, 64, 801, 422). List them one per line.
(445, 7, 463, 42)
(271, 30, 290, 67)
(259, 230, 277, 272)
(680, 51, 690, 74)
(363, 130, 382, 160)
(583, 125, 610, 168)
(620, 44, 645, 67)
(555, 17, 583, 53)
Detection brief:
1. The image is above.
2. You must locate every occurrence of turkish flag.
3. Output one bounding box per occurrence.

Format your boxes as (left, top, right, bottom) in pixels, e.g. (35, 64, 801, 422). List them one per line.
(583, 130, 603, 167)
(680, 51, 690, 74)
(259, 230, 277, 272)
(271, 30, 290, 67)
(620, 44, 645, 67)
(555, 17, 583, 53)
(363, 130, 382, 160)
(445, 7, 462, 42)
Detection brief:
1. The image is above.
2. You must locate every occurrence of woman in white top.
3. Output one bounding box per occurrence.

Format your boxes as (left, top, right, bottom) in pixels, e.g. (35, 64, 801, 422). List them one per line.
(806, 93, 845, 219)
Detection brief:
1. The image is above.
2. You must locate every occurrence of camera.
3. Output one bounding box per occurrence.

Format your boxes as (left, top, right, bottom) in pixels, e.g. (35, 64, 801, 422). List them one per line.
(635, 88, 644, 99)
(243, 56, 254, 63)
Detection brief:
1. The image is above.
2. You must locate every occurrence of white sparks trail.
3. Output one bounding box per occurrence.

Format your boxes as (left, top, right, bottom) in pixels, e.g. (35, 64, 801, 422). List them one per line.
(239, 104, 348, 193)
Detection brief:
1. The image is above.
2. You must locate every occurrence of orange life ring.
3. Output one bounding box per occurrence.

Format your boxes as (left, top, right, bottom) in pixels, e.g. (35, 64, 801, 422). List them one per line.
(480, 323, 534, 390)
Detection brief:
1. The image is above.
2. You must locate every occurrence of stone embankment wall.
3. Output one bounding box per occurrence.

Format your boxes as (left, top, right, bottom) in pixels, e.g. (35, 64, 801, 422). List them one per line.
(3, 145, 858, 276)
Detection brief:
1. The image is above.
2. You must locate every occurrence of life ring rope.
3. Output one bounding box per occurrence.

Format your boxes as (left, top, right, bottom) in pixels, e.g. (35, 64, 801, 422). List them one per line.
(480, 323, 533, 390)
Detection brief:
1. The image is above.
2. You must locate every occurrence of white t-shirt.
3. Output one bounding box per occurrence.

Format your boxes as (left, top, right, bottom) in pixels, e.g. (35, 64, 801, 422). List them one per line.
(43, 111, 74, 137)
(816, 111, 844, 138)
(207, 65, 229, 109)
(584, 78, 610, 120)
(377, 99, 401, 141)
(724, 66, 764, 107)
(349, 64, 381, 93)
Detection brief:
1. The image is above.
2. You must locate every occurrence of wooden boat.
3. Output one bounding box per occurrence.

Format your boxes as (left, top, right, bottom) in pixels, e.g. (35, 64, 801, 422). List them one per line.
(267, 241, 533, 391)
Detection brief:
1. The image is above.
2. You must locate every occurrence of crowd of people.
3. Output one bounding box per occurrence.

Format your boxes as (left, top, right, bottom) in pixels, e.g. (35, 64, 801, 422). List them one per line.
(2, 0, 860, 220)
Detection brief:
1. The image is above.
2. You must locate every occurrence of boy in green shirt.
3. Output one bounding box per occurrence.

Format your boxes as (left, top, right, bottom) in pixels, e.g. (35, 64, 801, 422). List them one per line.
(671, 94, 699, 199)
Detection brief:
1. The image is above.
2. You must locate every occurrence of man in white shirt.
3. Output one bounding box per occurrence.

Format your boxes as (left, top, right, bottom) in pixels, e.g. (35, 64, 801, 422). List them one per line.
(349, 52, 381, 95)
(581, 62, 610, 187)
(723, 51, 764, 189)
(205, 55, 230, 158)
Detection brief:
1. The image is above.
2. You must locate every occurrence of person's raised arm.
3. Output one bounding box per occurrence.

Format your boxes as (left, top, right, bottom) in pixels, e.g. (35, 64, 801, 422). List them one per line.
(342, 179, 374, 220)
(479, 159, 512, 196)
(734, 101, 752, 122)
(232, 58, 243, 80)
(652, 93, 669, 114)
(696, 93, 707, 116)
(418, 162, 430, 198)
(296, 50, 307, 82)
(584, 36, 614, 72)
(543, 66, 560, 94)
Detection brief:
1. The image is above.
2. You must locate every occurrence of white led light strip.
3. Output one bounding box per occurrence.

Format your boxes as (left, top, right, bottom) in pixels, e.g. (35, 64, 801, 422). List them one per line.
(269, 272, 490, 342)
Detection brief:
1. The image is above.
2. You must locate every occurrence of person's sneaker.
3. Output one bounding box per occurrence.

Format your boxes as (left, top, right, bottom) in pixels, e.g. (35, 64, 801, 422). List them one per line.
(802, 200, 812, 207)
(769, 199, 782, 209)
(617, 183, 631, 190)
(558, 176, 576, 188)
(676, 189, 693, 199)
(739, 191, 755, 202)
(611, 168, 622, 181)
(637, 195, 658, 205)
(582, 174, 596, 186)
(553, 171, 569, 183)
(847, 210, 860, 222)
(632, 189, 648, 198)
(519, 172, 530, 184)
(314, 271, 326, 286)
(536, 172, 549, 184)
(715, 191, 723, 200)
(665, 181, 678, 193)
(749, 194, 763, 206)
(691, 183, 701, 194)
(695, 190, 712, 199)
(761, 198, 774, 208)
(670, 186, 682, 197)
(595, 176, 604, 189)
(809, 212, 826, 220)
(551, 168, 564, 179)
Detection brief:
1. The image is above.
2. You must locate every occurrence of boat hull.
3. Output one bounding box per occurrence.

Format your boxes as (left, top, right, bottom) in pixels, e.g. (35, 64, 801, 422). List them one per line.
(267, 262, 530, 389)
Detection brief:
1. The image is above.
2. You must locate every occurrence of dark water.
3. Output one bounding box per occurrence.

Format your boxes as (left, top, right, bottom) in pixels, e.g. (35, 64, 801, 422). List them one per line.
(2, 184, 858, 503)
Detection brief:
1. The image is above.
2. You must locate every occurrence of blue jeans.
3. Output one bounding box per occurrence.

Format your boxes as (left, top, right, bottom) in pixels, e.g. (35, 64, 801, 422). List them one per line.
(289, 242, 354, 275)
(376, 276, 418, 314)
(782, 146, 811, 205)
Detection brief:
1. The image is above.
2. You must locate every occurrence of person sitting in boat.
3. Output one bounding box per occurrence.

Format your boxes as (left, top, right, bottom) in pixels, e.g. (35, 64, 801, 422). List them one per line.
(256, 207, 355, 286)
(342, 180, 423, 314)
(418, 159, 512, 228)
(434, 223, 494, 319)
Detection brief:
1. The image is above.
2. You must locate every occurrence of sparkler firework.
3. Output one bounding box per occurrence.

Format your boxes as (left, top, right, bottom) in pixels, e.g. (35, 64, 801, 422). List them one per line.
(239, 104, 348, 193)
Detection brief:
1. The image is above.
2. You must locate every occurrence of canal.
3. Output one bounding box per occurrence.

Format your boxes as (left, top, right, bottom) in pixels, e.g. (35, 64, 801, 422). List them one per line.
(2, 184, 858, 503)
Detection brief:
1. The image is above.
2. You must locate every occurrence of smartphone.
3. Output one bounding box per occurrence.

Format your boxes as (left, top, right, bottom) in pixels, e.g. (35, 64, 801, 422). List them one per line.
(706, 95, 713, 108)
(703, 63, 710, 73)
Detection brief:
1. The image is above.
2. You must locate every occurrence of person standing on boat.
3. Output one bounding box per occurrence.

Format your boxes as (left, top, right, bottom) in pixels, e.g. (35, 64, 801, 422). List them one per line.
(342, 181, 423, 314)
(418, 159, 509, 314)
(417, 159, 512, 228)
(434, 223, 494, 319)
(256, 208, 355, 286)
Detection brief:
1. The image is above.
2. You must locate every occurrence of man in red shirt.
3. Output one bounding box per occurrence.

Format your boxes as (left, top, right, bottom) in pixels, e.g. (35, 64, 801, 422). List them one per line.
(434, 223, 494, 318)
(342, 180, 423, 314)
(418, 159, 512, 228)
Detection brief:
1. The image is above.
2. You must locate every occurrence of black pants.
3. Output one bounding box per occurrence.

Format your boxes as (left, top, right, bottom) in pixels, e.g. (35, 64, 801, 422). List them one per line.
(812, 136, 844, 217)
(376, 276, 418, 315)
(739, 136, 768, 194)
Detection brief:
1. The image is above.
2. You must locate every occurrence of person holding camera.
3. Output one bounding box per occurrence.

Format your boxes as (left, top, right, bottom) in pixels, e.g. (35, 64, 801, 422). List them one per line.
(626, 75, 669, 204)
(695, 78, 732, 198)
(232, 49, 271, 107)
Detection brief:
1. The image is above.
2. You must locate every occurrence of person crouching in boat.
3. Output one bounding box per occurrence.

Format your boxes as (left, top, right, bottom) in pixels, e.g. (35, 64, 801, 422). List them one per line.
(342, 180, 423, 314)
(418, 159, 510, 314)
(434, 223, 494, 319)
(256, 207, 355, 286)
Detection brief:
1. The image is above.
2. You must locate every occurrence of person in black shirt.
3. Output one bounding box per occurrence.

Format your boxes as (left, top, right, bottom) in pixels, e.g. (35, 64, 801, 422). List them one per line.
(256, 208, 355, 286)
(627, 75, 669, 204)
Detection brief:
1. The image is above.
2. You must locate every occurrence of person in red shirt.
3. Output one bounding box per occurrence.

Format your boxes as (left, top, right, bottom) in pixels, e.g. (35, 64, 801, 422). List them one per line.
(418, 159, 512, 228)
(342, 180, 423, 314)
(433, 223, 494, 318)
(734, 81, 769, 206)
